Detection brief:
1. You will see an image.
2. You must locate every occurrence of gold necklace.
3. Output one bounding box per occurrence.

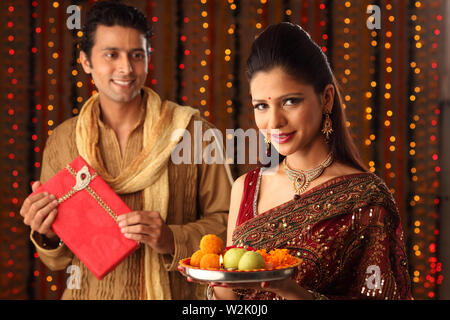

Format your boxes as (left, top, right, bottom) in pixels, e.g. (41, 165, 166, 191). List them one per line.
(283, 152, 334, 199)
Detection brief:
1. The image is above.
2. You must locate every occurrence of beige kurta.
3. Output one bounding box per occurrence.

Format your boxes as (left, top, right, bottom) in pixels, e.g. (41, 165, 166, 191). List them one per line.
(30, 104, 232, 300)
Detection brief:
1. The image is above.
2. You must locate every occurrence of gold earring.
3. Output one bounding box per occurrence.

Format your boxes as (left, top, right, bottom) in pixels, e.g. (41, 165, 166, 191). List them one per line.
(264, 131, 271, 157)
(322, 112, 333, 143)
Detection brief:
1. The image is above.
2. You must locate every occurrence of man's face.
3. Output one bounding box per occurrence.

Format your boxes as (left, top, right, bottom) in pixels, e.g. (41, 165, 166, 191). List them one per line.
(80, 25, 149, 105)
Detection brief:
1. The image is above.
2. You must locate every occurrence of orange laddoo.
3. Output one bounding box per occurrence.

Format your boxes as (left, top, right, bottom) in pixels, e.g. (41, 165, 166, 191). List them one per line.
(199, 234, 224, 254)
(268, 249, 298, 268)
(256, 248, 298, 269)
(190, 250, 205, 267)
(199, 253, 220, 269)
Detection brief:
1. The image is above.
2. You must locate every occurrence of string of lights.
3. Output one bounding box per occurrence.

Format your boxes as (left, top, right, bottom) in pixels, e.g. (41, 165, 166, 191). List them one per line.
(2, 1, 28, 299)
(408, 0, 443, 299)
(0, 0, 445, 300)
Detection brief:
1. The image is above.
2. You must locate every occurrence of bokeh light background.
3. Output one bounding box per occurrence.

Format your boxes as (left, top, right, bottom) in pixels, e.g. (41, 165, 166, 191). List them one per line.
(0, 0, 448, 300)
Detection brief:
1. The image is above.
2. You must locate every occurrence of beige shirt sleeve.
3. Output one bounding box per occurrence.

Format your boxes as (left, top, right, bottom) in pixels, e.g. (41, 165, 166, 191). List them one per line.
(30, 124, 75, 271)
(164, 116, 233, 271)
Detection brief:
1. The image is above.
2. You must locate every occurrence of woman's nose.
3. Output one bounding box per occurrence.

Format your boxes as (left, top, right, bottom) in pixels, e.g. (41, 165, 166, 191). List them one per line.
(268, 107, 286, 130)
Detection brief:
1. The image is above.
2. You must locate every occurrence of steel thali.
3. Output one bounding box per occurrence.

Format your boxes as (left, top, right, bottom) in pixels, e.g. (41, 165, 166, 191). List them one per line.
(178, 258, 301, 283)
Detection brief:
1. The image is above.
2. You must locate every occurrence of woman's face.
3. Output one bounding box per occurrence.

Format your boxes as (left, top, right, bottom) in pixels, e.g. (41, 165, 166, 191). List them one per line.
(250, 67, 332, 156)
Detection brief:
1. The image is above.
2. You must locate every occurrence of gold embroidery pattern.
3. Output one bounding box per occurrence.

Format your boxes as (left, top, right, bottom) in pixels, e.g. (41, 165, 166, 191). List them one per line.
(57, 165, 118, 222)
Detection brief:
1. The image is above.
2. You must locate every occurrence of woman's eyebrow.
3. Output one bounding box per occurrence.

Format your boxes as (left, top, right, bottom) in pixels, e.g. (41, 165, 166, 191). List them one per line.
(278, 92, 305, 99)
(252, 92, 305, 103)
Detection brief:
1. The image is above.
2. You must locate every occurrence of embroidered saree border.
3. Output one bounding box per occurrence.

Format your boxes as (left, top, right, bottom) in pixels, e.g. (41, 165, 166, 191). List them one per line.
(232, 173, 397, 250)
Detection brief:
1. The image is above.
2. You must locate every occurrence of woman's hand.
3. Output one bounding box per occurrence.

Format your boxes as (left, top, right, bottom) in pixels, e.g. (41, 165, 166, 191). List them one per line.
(210, 278, 314, 300)
(259, 278, 313, 299)
(176, 265, 239, 299)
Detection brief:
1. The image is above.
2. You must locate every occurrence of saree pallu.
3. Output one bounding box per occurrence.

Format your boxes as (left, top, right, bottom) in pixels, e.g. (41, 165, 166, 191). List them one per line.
(232, 168, 412, 300)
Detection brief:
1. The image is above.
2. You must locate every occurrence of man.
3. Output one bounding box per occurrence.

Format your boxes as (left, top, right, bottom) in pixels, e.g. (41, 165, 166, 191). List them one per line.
(19, 1, 232, 299)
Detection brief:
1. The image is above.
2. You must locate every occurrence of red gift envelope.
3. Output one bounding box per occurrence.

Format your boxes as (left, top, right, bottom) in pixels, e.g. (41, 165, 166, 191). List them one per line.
(32, 156, 139, 280)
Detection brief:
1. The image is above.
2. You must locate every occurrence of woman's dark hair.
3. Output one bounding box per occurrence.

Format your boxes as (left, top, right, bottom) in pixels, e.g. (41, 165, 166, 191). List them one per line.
(247, 22, 368, 172)
(80, 0, 152, 61)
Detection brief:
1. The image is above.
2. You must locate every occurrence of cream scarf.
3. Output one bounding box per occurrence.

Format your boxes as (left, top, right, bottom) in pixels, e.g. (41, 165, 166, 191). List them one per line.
(75, 87, 199, 299)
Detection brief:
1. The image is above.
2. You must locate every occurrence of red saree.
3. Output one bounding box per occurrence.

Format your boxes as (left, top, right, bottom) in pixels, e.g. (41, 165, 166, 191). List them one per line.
(232, 167, 412, 300)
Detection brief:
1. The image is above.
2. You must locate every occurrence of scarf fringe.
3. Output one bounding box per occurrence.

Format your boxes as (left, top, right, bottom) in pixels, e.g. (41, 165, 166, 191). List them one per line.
(76, 87, 199, 299)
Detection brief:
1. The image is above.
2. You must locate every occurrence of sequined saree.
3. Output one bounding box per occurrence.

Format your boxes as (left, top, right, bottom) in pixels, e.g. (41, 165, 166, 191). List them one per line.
(232, 168, 412, 300)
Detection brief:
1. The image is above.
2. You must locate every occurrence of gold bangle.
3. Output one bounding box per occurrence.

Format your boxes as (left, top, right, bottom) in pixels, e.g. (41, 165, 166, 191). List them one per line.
(206, 285, 215, 300)
(307, 290, 329, 300)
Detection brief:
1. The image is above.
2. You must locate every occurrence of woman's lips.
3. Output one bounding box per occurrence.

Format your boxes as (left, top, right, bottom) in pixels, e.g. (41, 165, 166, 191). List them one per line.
(271, 131, 295, 144)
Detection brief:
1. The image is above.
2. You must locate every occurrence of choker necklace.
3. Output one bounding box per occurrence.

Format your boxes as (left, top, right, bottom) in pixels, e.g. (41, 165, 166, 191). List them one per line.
(283, 152, 334, 199)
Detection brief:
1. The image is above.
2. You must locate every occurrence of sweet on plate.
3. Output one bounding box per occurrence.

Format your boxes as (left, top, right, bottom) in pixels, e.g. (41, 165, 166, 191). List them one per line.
(185, 234, 298, 271)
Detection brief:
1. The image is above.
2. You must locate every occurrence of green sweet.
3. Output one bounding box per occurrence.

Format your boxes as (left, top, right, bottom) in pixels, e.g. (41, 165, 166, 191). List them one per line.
(223, 248, 247, 269)
(237, 251, 266, 270)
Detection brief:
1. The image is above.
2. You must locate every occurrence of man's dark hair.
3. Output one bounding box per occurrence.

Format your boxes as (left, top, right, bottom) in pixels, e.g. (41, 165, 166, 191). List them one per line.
(80, 0, 152, 60)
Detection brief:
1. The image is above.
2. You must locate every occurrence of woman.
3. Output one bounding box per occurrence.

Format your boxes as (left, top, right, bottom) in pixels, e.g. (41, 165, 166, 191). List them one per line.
(210, 22, 412, 300)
